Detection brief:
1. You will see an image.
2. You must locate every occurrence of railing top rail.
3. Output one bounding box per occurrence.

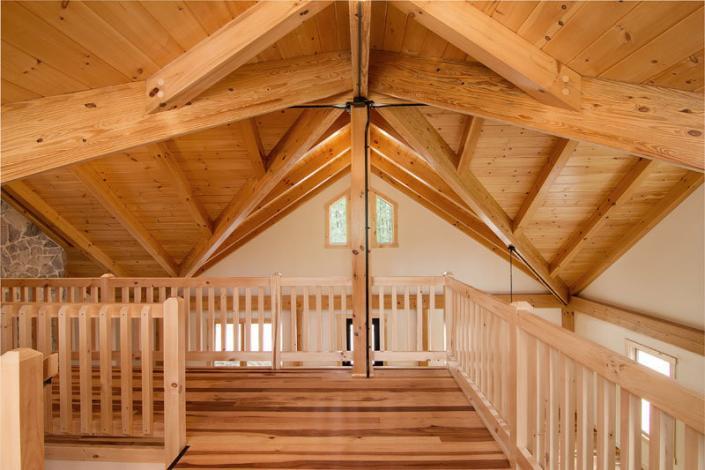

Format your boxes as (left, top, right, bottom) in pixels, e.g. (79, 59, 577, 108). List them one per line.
(445, 275, 705, 434)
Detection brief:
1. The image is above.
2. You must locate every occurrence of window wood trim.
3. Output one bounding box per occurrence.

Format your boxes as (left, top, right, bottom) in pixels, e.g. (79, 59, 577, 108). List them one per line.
(625, 339, 677, 379)
(324, 190, 351, 248)
(370, 189, 399, 248)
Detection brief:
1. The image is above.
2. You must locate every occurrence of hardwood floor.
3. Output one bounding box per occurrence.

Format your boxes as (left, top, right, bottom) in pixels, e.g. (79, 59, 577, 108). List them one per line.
(175, 368, 511, 469)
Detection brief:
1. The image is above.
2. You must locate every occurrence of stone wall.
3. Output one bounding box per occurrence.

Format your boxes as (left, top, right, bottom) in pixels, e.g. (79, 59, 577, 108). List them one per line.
(1, 200, 65, 277)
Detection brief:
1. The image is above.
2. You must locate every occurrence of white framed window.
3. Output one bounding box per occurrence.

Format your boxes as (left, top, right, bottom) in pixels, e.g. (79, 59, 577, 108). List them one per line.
(325, 191, 350, 248)
(626, 340, 677, 435)
(371, 190, 398, 248)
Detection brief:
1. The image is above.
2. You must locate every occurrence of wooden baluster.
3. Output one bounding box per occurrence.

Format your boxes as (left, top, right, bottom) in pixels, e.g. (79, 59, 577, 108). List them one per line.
(548, 347, 560, 470)
(1, 306, 15, 354)
(258, 287, 264, 352)
(630, 394, 642, 470)
(315, 287, 322, 352)
(684, 426, 701, 470)
(302, 287, 309, 352)
(415, 286, 422, 352)
(233, 288, 240, 353)
(244, 288, 252, 352)
(78, 306, 92, 434)
(146, 286, 154, 303)
(331, 286, 338, 352)
(516, 329, 529, 459)
(340, 287, 346, 355)
(537, 341, 549, 468)
(99, 306, 113, 434)
(619, 388, 630, 470)
(207, 288, 215, 352)
(526, 334, 537, 456)
(58, 306, 73, 433)
(662, 412, 674, 470)
(195, 287, 203, 352)
(163, 298, 186, 468)
(183, 287, 191, 352)
(327, 287, 334, 352)
(378, 288, 384, 352)
(606, 381, 616, 469)
(220, 289, 227, 351)
(391, 286, 398, 351)
(37, 305, 54, 433)
(120, 306, 133, 435)
(141, 306, 153, 435)
(563, 357, 576, 470)
(289, 288, 297, 354)
(271, 275, 281, 369)
(428, 286, 435, 353)
(403, 287, 411, 351)
(649, 406, 662, 470)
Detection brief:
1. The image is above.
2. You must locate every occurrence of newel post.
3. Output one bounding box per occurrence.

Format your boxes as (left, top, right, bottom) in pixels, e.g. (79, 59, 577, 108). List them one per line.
(163, 297, 187, 467)
(271, 273, 282, 370)
(0, 348, 44, 470)
(442, 272, 454, 359)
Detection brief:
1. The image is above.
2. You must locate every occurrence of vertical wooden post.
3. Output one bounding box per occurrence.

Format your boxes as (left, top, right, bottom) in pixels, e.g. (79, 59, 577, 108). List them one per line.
(442, 273, 453, 358)
(561, 308, 575, 331)
(271, 273, 282, 369)
(100, 273, 116, 303)
(350, 104, 370, 377)
(0, 348, 44, 470)
(163, 297, 186, 467)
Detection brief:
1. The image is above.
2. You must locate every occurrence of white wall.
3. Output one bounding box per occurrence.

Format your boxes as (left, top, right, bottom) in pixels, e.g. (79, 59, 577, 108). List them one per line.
(205, 174, 544, 293)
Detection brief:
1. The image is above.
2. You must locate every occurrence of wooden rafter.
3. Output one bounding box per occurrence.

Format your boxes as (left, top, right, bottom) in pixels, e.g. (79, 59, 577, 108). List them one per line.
(377, 106, 570, 303)
(72, 164, 179, 276)
(568, 297, 704, 355)
(238, 119, 266, 177)
(200, 151, 352, 274)
(370, 147, 540, 284)
(349, 0, 371, 97)
(456, 116, 484, 174)
(145, 1, 332, 112)
(393, 1, 581, 110)
(1, 52, 350, 183)
(180, 109, 346, 277)
(369, 51, 704, 172)
(152, 142, 212, 235)
(2, 182, 127, 276)
(513, 139, 579, 232)
(571, 172, 704, 293)
(549, 158, 655, 276)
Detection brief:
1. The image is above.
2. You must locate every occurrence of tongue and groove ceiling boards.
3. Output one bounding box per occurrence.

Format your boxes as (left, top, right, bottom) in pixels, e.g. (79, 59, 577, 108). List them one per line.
(0, 1, 702, 302)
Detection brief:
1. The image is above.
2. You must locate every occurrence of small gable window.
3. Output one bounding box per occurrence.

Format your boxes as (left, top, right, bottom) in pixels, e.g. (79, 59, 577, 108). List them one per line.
(372, 191, 398, 247)
(326, 192, 350, 247)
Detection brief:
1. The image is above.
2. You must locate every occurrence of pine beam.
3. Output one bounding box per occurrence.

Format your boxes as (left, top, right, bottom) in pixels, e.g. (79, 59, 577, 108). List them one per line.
(152, 142, 212, 235)
(378, 106, 569, 303)
(179, 108, 345, 277)
(369, 51, 704, 172)
(350, 105, 370, 376)
(456, 116, 484, 174)
(571, 172, 704, 293)
(238, 119, 266, 177)
(349, 0, 371, 97)
(513, 139, 578, 232)
(145, 1, 332, 112)
(394, 1, 581, 110)
(2, 181, 127, 276)
(73, 165, 179, 276)
(1, 52, 350, 183)
(549, 158, 655, 276)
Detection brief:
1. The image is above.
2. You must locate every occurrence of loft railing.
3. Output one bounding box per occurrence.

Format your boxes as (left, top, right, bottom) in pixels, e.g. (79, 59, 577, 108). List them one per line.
(1, 275, 447, 368)
(444, 275, 705, 470)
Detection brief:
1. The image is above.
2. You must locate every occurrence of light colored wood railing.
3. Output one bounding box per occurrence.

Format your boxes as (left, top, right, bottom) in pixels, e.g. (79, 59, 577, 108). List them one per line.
(0, 298, 186, 467)
(445, 275, 705, 470)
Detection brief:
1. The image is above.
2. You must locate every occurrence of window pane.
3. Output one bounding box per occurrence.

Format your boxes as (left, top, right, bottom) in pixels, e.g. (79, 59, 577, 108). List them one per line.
(329, 197, 347, 245)
(376, 195, 394, 244)
(635, 349, 671, 434)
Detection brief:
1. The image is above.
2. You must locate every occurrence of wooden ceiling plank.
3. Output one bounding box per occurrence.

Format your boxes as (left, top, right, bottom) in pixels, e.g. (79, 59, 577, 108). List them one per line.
(513, 139, 579, 232)
(369, 51, 704, 172)
(2, 181, 127, 276)
(205, 150, 352, 272)
(571, 171, 704, 293)
(179, 108, 346, 277)
(72, 165, 179, 276)
(393, 1, 581, 110)
(568, 297, 704, 356)
(145, 1, 332, 112)
(152, 141, 212, 235)
(377, 106, 570, 303)
(349, 0, 371, 97)
(238, 118, 267, 177)
(1, 51, 351, 184)
(456, 116, 484, 174)
(549, 158, 656, 276)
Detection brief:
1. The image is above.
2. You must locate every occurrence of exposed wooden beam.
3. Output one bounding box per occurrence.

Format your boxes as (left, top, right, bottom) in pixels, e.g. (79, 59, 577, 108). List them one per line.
(1, 52, 350, 183)
(513, 139, 578, 232)
(349, 0, 371, 97)
(456, 116, 484, 174)
(201, 151, 351, 273)
(72, 165, 179, 276)
(238, 119, 266, 177)
(350, 104, 369, 375)
(180, 109, 345, 277)
(369, 51, 704, 172)
(568, 297, 704, 356)
(370, 147, 540, 284)
(152, 142, 212, 235)
(571, 172, 704, 293)
(493, 294, 562, 309)
(393, 1, 581, 110)
(550, 158, 655, 276)
(145, 1, 332, 112)
(377, 106, 570, 303)
(2, 182, 127, 276)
